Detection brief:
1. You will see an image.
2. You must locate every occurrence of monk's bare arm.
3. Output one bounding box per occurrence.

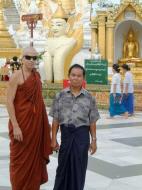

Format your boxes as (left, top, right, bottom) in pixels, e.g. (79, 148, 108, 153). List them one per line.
(7, 73, 23, 141)
(7, 74, 19, 126)
(51, 119, 59, 151)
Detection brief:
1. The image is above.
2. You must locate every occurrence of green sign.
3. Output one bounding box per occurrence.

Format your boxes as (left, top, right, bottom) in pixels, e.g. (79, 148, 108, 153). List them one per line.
(85, 59, 108, 85)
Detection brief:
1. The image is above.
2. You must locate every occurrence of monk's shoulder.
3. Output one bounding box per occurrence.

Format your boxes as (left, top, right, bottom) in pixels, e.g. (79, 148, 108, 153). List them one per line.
(9, 70, 21, 85)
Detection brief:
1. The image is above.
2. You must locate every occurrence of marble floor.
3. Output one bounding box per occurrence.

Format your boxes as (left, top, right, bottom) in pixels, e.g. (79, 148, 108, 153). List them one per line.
(0, 105, 142, 190)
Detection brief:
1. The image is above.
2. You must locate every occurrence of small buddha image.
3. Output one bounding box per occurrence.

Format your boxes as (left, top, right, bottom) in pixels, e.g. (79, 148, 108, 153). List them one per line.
(119, 27, 142, 65)
(92, 43, 101, 60)
(123, 28, 139, 59)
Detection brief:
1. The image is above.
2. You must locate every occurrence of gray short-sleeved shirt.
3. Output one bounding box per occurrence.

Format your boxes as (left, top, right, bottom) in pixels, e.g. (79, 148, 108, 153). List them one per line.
(49, 88, 100, 127)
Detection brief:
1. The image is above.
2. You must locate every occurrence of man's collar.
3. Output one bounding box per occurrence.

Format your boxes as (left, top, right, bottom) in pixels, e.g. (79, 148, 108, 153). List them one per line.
(64, 87, 86, 95)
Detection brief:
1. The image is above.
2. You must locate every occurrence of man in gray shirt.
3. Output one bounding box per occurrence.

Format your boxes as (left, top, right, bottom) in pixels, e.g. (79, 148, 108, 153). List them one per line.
(50, 64, 100, 190)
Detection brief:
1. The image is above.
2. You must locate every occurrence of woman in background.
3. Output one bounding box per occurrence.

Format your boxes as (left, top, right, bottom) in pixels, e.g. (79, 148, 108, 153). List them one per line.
(122, 64, 134, 116)
(109, 64, 128, 119)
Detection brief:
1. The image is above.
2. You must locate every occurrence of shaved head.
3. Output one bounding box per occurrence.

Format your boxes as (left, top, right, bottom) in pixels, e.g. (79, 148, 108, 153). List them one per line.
(21, 47, 38, 70)
(23, 46, 38, 57)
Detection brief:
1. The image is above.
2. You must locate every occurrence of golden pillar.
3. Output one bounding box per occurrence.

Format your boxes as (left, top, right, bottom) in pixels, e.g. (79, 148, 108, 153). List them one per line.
(98, 12, 106, 59)
(60, 0, 75, 13)
(91, 24, 98, 52)
(0, 0, 16, 48)
(106, 21, 115, 65)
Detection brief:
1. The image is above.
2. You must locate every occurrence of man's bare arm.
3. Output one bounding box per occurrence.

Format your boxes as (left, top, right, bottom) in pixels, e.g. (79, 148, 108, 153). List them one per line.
(7, 73, 23, 141)
(89, 122, 97, 155)
(51, 119, 60, 151)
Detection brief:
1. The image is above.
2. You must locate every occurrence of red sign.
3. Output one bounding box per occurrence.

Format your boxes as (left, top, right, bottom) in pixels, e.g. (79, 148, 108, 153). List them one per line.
(22, 14, 43, 22)
(63, 79, 86, 89)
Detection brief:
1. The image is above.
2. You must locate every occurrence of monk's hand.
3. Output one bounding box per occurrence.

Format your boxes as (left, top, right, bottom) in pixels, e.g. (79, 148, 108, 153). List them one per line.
(13, 125, 23, 142)
(51, 139, 60, 152)
(89, 141, 97, 155)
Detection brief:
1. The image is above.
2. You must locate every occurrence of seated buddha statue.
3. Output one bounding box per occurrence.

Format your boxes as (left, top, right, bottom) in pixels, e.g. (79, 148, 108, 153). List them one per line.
(119, 28, 142, 65)
(43, 1, 77, 83)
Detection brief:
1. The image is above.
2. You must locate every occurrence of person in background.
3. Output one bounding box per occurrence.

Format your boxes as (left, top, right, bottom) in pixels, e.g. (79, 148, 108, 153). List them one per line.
(1, 58, 11, 81)
(50, 64, 100, 190)
(10, 56, 21, 73)
(109, 64, 128, 119)
(121, 64, 134, 116)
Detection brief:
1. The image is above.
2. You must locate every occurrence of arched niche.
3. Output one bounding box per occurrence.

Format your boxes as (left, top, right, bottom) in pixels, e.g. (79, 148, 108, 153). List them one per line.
(114, 19, 142, 64)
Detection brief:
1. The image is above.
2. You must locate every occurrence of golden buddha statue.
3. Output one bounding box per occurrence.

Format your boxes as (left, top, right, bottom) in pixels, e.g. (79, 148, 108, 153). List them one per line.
(123, 28, 139, 58)
(119, 27, 142, 83)
(119, 28, 142, 66)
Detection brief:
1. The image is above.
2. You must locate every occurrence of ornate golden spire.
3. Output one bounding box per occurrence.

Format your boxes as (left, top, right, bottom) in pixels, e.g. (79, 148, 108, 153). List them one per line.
(52, 1, 68, 19)
(60, 0, 75, 14)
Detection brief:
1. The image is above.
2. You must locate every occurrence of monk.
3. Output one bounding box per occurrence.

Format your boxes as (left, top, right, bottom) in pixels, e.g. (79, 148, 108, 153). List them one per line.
(6, 46, 52, 190)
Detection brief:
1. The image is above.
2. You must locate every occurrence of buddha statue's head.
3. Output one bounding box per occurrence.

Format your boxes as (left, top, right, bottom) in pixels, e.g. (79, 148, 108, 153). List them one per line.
(51, 18, 68, 37)
(50, 1, 69, 37)
(127, 28, 135, 42)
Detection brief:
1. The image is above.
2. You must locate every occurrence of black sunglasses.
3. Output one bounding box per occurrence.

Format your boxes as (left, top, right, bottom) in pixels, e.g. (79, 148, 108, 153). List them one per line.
(24, 55, 37, 61)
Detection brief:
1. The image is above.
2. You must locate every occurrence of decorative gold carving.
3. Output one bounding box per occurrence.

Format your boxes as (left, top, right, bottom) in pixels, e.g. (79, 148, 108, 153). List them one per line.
(52, 1, 68, 19)
(107, 1, 142, 21)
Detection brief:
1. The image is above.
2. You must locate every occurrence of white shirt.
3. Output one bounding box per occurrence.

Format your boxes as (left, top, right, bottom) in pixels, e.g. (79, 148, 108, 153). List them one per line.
(123, 71, 134, 93)
(110, 73, 121, 94)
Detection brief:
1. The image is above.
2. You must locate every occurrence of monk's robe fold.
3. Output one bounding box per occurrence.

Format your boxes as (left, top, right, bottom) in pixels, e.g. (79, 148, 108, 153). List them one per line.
(53, 124, 90, 190)
(9, 71, 52, 190)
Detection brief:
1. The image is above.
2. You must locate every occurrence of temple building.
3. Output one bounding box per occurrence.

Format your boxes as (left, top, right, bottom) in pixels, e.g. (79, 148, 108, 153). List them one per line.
(91, 0, 142, 82)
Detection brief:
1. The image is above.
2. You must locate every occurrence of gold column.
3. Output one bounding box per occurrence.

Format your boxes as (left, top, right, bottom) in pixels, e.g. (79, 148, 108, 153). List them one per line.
(91, 24, 98, 52)
(60, 0, 75, 13)
(106, 21, 115, 65)
(98, 12, 106, 59)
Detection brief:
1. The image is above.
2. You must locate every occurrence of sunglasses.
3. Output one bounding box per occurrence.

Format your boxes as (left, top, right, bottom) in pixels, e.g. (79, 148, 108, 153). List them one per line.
(24, 55, 37, 61)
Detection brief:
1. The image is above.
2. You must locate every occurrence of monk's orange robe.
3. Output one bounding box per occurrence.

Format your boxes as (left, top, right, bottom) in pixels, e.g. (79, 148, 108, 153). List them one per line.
(9, 71, 52, 190)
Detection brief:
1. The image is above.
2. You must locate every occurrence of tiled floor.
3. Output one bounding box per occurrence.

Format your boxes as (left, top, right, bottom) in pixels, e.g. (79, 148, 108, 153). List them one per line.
(0, 105, 142, 190)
